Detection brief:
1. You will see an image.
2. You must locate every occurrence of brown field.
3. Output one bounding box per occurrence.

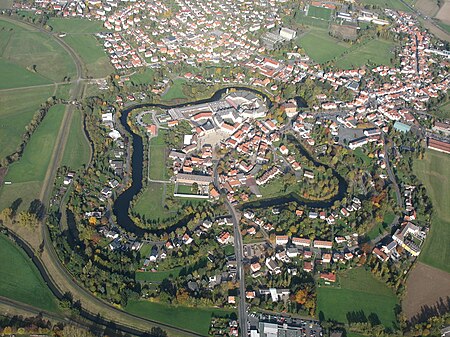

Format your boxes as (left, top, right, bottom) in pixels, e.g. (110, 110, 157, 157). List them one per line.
(415, 0, 440, 16)
(403, 262, 450, 324)
(435, 0, 450, 24)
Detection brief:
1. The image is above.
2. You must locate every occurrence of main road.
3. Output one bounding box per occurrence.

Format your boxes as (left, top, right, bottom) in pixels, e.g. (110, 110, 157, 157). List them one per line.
(213, 161, 248, 336)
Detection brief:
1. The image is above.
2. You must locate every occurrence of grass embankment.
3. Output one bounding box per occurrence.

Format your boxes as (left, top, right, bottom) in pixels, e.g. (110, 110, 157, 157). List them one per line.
(126, 300, 235, 336)
(414, 151, 450, 273)
(0, 86, 54, 159)
(0, 105, 65, 211)
(0, 234, 59, 312)
(317, 267, 399, 329)
(61, 109, 90, 170)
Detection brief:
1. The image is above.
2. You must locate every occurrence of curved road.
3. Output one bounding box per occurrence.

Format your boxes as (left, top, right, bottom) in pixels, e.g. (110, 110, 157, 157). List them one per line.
(0, 15, 202, 337)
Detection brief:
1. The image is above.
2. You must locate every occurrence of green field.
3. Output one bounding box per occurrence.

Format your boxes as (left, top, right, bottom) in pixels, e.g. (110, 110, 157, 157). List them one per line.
(149, 129, 168, 180)
(136, 267, 184, 282)
(414, 151, 450, 273)
(61, 109, 90, 170)
(133, 182, 174, 222)
(62, 34, 112, 78)
(307, 5, 333, 20)
(367, 212, 396, 240)
(0, 86, 54, 159)
(0, 0, 13, 8)
(0, 234, 59, 312)
(296, 28, 350, 63)
(0, 59, 52, 89)
(0, 18, 76, 83)
(125, 301, 235, 335)
(335, 39, 395, 69)
(317, 267, 399, 328)
(0, 105, 65, 211)
(295, 13, 330, 29)
(436, 21, 450, 34)
(437, 100, 450, 119)
(358, 0, 411, 11)
(130, 68, 155, 85)
(162, 79, 188, 101)
(48, 18, 106, 34)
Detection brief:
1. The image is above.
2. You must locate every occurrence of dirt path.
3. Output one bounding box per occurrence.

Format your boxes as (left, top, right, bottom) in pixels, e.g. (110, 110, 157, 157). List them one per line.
(403, 262, 450, 324)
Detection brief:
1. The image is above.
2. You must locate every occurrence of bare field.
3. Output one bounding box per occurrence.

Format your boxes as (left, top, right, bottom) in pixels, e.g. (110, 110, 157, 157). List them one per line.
(415, 0, 440, 16)
(403, 262, 450, 324)
(435, 1, 450, 24)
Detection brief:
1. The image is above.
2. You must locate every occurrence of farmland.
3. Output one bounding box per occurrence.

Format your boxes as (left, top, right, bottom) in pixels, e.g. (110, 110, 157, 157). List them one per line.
(335, 39, 395, 69)
(0, 86, 54, 160)
(125, 300, 235, 335)
(61, 109, 91, 170)
(0, 60, 52, 89)
(62, 34, 112, 78)
(296, 28, 349, 63)
(414, 150, 450, 273)
(317, 267, 399, 329)
(0, 18, 76, 83)
(0, 234, 59, 312)
(0, 105, 65, 211)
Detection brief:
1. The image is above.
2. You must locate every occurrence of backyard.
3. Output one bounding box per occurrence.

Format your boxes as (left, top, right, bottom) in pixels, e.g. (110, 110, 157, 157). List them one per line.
(317, 267, 399, 329)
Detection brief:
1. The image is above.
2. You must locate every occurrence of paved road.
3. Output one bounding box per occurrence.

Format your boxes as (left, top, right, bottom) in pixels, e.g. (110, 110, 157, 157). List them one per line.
(213, 161, 248, 336)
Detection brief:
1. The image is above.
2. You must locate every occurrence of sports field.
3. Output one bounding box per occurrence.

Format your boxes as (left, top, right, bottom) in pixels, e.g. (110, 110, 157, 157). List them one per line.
(0, 105, 65, 211)
(414, 150, 450, 273)
(48, 18, 106, 34)
(307, 5, 333, 20)
(61, 109, 90, 170)
(335, 39, 395, 69)
(62, 34, 112, 78)
(149, 129, 168, 180)
(0, 19, 76, 83)
(296, 28, 350, 64)
(0, 86, 54, 159)
(317, 267, 399, 328)
(125, 300, 235, 335)
(0, 234, 59, 312)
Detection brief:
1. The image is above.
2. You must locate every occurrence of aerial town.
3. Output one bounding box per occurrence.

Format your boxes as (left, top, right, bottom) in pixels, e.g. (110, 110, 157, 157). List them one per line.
(0, 0, 449, 337)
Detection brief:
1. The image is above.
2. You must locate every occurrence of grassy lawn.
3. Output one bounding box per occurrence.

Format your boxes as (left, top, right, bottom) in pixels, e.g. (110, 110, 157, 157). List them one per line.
(295, 12, 330, 29)
(61, 109, 90, 170)
(48, 18, 106, 34)
(162, 78, 187, 101)
(354, 147, 372, 166)
(133, 182, 174, 222)
(335, 39, 395, 69)
(130, 68, 155, 85)
(307, 5, 332, 20)
(136, 266, 184, 282)
(0, 18, 76, 82)
(367, 212, 395, 240)
(414, 151, 450, 273)
(62, 34, 112, 78)
(437, 100, 450, 119)
(296, 28, 349, 63)
(317, 267, 399, 329)
(125, 300, 235, 335)
(358, 0, 411, 11)
(0, 59, 52, 89)
(0, 105, 65, 211)
(0, 234, 59, 312)
(149, 129, 168, 180)
(0, 86, 53, 159)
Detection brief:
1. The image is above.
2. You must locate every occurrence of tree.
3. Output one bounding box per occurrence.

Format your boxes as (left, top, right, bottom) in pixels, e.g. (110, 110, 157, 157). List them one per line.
(61, 325, 95, 337)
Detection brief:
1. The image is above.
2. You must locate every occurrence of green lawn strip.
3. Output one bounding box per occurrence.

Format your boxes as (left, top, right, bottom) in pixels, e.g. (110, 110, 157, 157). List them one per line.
(48, 18, 106, 34)
(296, 28, 349, 64)
(162, 79, 188, 101)
(149, 129, 168, 180)
(125, 300, 235, 335)
(0, 234, 59, 312)
(0, 19, 76, 82)
(62, 34, 112, 78)
(136, 266, 184, 282)
(0, 86, 54, 159)
(61, 109, 90, 170)
(4, 104, 65, 183)
(317, 267, 398, 328)
(0, 59, 52, 89)
(130, 68, 155, 85)
(367, 212, 395, 240)
(335, 39, 395, 69)
(414, 151, 450, 273)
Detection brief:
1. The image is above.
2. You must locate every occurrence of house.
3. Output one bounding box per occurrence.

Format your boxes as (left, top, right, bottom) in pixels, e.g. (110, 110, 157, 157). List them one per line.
(320, 272, 336, 283)
(322, 253, 332, 263)
(292, 237, 311, 247)
(373, 247, 389, 261)
(250, 262, 261, 273)
(217, 231, 232, 245)
(265, 257, 281, 275)
(275, 235, 289, 246)
(314, 240, 333, 249)
(303, 261, 313, 272)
